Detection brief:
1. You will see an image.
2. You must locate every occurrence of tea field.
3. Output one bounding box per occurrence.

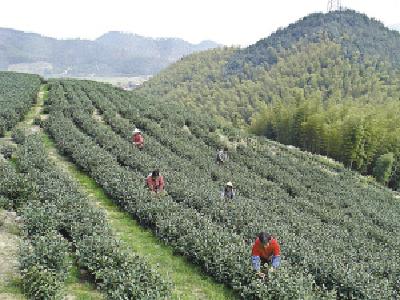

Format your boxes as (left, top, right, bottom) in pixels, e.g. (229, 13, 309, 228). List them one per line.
(0, 73, 399, 299)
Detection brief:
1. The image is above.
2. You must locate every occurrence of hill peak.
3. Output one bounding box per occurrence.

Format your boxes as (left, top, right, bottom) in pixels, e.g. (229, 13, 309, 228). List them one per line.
(225, 10, 400, 76)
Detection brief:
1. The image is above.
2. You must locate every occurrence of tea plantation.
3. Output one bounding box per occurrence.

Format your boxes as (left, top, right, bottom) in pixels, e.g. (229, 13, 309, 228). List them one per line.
(1, 74, 399, 299)
(43, 79, 399, 299)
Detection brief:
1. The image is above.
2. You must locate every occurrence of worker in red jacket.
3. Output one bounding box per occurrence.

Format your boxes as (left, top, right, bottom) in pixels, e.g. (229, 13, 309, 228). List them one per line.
(146, 170, 165, 193)
(251, 232, 281, 278)
(132, 128, 144, 150)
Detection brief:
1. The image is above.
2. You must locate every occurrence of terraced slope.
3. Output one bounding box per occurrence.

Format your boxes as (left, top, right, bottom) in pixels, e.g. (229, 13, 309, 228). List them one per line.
(0, 74, 238, 299)
(44, 79, 400, 299)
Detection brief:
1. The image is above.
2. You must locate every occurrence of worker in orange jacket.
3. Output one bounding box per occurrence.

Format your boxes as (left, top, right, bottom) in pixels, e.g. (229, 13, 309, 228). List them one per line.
(251, 232, 281, 278)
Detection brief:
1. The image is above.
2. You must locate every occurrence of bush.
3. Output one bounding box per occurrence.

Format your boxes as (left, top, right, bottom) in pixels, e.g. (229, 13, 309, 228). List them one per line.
(0, 143, 16, 159)
(12, 128, 27, 144)
(373, 152, 395, 185)
(20, 233, 70, 300)
(14, 134, 172, 299)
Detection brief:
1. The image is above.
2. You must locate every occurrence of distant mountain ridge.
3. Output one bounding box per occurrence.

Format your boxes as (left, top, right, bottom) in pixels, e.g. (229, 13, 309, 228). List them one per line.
(0, 28, 220, 76)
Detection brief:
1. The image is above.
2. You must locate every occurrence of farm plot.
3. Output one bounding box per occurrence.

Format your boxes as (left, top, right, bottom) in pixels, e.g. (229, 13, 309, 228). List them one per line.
(44, 79, 400, 299)
(1, 132, 171, 299)
(45, 80, 328, 299)
(82, 80, 400, 299)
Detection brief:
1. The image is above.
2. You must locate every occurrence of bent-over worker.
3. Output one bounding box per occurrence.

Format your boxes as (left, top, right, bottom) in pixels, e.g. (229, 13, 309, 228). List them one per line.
(251, 232, 281, 278)
(221, 181, 235, 200)
(146, 170, 165, 193)
(216, 147, 228, 165)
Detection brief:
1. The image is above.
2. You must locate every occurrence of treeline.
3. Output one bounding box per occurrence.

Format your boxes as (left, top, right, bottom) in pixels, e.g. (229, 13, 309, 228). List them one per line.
(250, 97, 400, 189)
(249, 41, 400, 189)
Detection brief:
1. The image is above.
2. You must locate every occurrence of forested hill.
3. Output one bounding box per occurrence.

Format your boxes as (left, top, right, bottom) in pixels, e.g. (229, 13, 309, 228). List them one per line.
(138, 10, 400, 190)
(0, 28, 219, 76)
(225, 10, 400, 77)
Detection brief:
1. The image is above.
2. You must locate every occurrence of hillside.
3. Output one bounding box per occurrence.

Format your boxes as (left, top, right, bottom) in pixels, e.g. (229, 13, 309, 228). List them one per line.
(1, 72, 400, 298)
(0, 28, 220, 76)
(138, 10, 400, 190)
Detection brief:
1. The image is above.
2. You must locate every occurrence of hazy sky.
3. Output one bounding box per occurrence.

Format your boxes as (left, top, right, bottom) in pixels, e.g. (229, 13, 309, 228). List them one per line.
(0, 0, 399, 46)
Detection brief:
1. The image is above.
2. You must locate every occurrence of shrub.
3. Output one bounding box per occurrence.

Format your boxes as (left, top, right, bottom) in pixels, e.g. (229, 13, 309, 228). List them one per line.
(20, 233, 70, 300)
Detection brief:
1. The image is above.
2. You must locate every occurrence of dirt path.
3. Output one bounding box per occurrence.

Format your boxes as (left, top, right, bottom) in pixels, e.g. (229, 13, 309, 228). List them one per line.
(0, 210, 24, 300)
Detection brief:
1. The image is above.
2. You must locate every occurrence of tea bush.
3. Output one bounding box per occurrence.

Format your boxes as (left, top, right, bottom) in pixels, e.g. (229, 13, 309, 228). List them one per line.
(14, 134, 172, 299)
(0, 72, 41, 136)
(45, 79, 400, 299)
(44, 80, 335, 299)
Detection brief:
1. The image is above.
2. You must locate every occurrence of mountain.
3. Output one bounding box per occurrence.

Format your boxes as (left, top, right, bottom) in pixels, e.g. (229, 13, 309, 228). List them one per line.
(0, 28, 220, 76)
(138, 10, 400, 190)
(225, 10, 400, 77)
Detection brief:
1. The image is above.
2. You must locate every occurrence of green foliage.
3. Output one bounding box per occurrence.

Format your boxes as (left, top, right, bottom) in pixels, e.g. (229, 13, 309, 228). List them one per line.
(0, 72, 41, 135)
(0, 195, 10, 209)
(12, 127, 27, 144)
(44, 79, 400, 299)
(0, 162, 32, 209)
(0, 143, 16, 159)
(136, 11, 400, 190)
(226, 10, 400, 75)
(20, 233, 70, 300)
(14, 134, 172, 299)
(373, 152, 395, 185)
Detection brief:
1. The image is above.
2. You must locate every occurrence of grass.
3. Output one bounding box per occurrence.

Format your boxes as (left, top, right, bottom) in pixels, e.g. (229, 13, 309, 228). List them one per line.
(0, 278, 25, 299)
(40, 133, 238, 300)
(65, 259, 103, 300)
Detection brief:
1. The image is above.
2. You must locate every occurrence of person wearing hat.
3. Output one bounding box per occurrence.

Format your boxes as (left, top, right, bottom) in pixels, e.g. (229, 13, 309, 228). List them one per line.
(132, 128, 144, 150)
(221, 181, 235, 200)
(251, 232, 281, 278)
(146, 170, 165, 193)
(216, 147, 228, 165)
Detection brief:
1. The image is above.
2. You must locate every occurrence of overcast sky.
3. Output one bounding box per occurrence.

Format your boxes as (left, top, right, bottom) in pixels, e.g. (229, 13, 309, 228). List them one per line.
(0, 0, 399, 46)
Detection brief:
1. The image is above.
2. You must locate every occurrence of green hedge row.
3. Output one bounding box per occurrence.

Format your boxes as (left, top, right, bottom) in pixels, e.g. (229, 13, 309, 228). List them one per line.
(0, 72, 41, 137)
(44, 80, 337, 299)
(15, 134, 172, 299)
(0, 159, 69, 299)
(69, 79, 399, 299)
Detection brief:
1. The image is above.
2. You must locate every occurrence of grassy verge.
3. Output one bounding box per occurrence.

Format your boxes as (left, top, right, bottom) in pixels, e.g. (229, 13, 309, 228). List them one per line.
(0, 279, 25, 300)
(65, 260, 103, 300)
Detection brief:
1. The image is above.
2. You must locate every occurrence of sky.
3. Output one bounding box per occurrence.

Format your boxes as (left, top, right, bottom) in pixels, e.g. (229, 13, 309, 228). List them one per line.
(0, 0, 399, 46)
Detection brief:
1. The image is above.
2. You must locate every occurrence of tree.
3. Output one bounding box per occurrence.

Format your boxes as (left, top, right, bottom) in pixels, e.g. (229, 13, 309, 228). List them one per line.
(373, 152, 394, 185)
